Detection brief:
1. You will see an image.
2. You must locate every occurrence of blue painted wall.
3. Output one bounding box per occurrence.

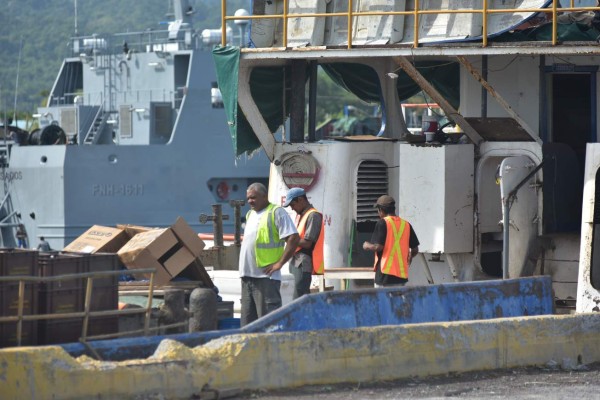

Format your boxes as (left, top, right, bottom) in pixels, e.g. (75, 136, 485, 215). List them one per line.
(62, 276, 554, 361)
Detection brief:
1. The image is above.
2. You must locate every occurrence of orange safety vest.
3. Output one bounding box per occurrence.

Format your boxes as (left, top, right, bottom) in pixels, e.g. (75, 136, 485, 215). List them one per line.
(374, 216, 410, 279)
(295, 208, 325, 275)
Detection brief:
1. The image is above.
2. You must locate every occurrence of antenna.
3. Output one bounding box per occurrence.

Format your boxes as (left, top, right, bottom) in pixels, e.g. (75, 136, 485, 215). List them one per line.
(13, 37, 23, 125)
(74, 0, 78, 36)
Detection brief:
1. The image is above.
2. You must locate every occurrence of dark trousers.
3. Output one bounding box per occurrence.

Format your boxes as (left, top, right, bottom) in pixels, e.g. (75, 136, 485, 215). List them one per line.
(241, 277, 281, 327)
(290, 265, 312, 299)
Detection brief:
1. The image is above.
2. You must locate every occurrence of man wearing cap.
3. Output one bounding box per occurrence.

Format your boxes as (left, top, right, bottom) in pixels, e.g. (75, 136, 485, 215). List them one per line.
(283, 187, 325, 299)
(239, 182, 300, 326)
(363, 195, 419, 287)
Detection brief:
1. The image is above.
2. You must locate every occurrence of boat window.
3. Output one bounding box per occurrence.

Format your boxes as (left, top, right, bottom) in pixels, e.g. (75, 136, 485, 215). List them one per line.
(151, 103, 173, 143)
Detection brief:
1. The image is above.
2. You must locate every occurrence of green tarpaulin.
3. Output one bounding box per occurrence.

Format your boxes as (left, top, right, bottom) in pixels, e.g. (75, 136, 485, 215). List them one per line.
(213, 46, 459, 157)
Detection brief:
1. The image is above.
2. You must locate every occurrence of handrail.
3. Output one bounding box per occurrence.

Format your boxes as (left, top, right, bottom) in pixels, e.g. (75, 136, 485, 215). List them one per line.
(0, 268, 157, 346)
(221, 1, 600, 48)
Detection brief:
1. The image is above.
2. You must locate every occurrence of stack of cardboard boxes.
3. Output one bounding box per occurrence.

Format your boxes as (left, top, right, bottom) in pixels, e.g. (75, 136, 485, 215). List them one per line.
(63, 217, 212, 287)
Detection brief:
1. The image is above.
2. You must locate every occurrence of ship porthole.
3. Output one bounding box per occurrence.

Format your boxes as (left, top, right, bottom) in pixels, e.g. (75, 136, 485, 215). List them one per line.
(40, 156, 47, 164)
(108, 154, 118, 164)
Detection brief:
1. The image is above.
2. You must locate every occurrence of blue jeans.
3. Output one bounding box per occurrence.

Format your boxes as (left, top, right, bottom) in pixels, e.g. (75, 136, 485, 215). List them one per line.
(241, 277, 281, 327)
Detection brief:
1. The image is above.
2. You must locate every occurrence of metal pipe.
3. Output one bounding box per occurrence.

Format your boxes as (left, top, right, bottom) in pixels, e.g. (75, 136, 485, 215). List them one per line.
(230, 199, 245, 246)
(213, 204, 224, 248)
(347, 0, 353, 49)
(221, 0, 226, 46)
(502, 160, 547, 279)
(413, 0, 420, 48)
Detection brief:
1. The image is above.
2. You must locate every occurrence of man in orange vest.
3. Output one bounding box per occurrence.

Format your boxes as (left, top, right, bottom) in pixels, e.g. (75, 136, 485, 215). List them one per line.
(283, 187, 325, 299)
(363, 195, 419, 287)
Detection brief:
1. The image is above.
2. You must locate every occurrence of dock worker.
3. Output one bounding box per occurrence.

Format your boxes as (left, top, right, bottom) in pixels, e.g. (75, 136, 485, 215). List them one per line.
(16, 224, 27, 248)
(283, 187, 325, 299)
(363, 195, 419, 287)
(239, 182, 300, 326)
(37, 236, 51, 252)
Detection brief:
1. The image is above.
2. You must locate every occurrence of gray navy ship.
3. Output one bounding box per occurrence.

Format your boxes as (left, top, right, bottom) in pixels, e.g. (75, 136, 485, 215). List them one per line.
(0, 0, 269, 250)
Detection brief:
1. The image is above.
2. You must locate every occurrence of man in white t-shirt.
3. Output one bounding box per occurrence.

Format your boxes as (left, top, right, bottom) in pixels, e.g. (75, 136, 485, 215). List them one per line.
(239, 182, 299, 326)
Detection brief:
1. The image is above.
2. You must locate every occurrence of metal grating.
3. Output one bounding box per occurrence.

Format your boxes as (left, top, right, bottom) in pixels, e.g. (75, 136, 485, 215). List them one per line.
(356, 160, 388, 222)
(60, 108, 78, 136)
(119, 105, 132, 138)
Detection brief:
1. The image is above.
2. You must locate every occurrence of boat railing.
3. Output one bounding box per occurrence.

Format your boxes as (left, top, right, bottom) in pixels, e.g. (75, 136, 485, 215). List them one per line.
(0, 268, 191, 347)
(71, 28, 196, 58)
(220, 0, 600, 48)
(49, 89, 176, 111)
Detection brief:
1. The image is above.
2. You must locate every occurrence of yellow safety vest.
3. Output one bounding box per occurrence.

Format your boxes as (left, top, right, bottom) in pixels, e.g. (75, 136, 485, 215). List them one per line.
(295, 208, 325, 275)
(374, 216, 410, 279)
(247, 204, 285, 268)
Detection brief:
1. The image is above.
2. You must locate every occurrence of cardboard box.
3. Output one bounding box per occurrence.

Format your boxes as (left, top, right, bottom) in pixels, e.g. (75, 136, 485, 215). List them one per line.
(170, 217, 205, 256)
(117, 219, 212, 287)
(63, 226, 130, 254)
(117, 229, 178, 266)
(116, 224, 152, 238)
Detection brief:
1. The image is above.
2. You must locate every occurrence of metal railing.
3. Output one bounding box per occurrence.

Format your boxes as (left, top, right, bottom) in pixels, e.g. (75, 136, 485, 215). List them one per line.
(0, 268, 186, 347)
(221, 0, 600, 48)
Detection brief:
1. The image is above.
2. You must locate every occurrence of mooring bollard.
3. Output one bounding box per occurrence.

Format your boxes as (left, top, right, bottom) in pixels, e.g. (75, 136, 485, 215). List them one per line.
(189, 287, 218, 332)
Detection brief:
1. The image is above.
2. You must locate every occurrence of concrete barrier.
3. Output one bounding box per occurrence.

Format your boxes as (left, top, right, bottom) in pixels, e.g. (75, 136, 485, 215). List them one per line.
(3, 313, 600, 399)
(61, 276, 554, 360)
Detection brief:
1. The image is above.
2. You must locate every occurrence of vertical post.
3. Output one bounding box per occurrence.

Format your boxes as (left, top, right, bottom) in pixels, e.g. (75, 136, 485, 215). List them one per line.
(81, 277, 94, 340)
(308, 60, 318, 142)
(144, 272, 155, 336)
(413, 0, 419, 48)
(230, 200, 245, 246)
(221, 0, 227, 46)
(482, 0, 488, 47)
(17, 280, 24, 346)
(283, 0, 289, 48)
(213, 204, 224, 248)
(502, 200, 510, 280)
(347, 0, 353, 49)
(290, 60, 307, 143)
(213, 204, 225, 268)
(552, 0, 558, 45)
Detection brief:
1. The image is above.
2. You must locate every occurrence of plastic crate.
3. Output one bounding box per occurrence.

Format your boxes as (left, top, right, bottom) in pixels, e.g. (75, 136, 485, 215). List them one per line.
(38, 252, 86, 291)
(0, 248, 38, 276)
(0, 321, 38, 347)
(0, 249, 39, 347)
(0, 281, 38, 347)
(39, 316, 119, 345)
